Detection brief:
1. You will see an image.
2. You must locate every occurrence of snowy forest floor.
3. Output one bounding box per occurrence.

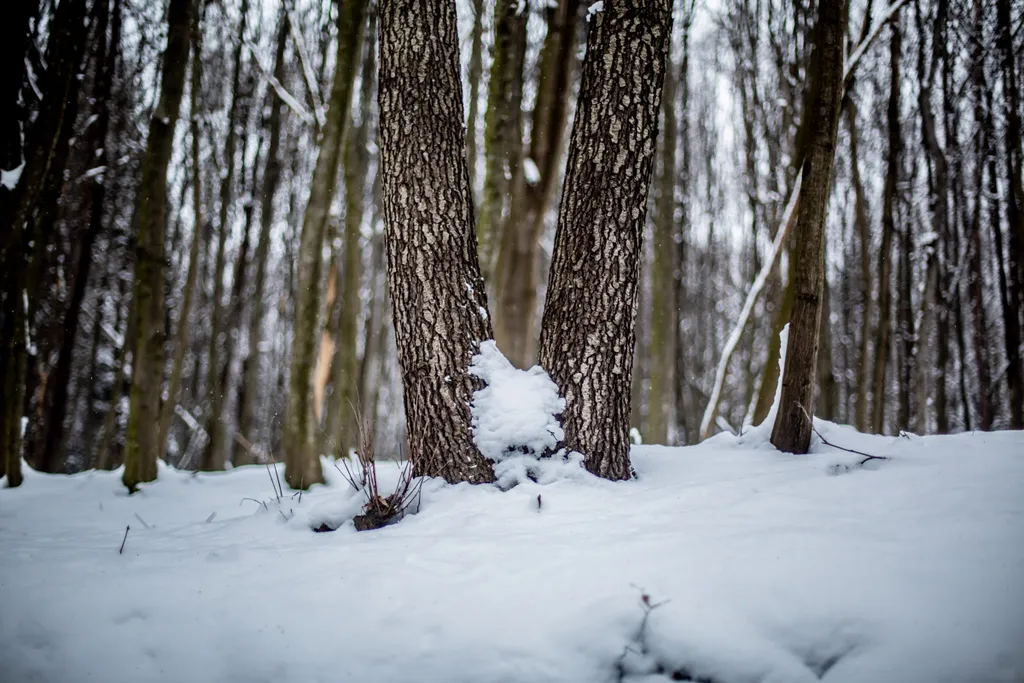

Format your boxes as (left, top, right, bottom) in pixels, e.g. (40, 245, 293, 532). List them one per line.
(1, 423, 1023, 683)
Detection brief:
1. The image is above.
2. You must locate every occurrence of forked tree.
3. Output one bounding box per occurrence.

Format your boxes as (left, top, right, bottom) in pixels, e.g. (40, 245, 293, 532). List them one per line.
(538, 0, 672, 480)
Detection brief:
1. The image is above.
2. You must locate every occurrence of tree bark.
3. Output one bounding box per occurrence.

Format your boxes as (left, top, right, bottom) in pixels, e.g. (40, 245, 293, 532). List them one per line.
(770, 0, 846, 454)
(378, 0, 495, 483)
(283, 0, 367, 490)
(123, 0, 192, 492)
(538, 0, 672, 479)
(845, 100, 873, 433)
(466, 0, 484, 196)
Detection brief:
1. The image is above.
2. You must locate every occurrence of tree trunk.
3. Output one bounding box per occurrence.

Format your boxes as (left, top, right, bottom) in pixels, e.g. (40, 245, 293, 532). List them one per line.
(770, 0, 845, 454)
(478, 0, 528, 277)
(200, 0, 249, 472)
(646, 53, 677, 446)
(378, 0, 495, 483)
(36, 0, 119, 473)
(283, 0, 367, 490)
(869, 20, 901, 437)
(123, 0, 192, 492)
(235, 8, 289, 467)
(995, 0, 1024, 428)
(492, 0, 581, 368)
(538, 0, 671, 479)
(466, 0, 484, 196)
(325, 9, 375, 460)
(845, 101, 873, 433)
(158, 2, 204, 465)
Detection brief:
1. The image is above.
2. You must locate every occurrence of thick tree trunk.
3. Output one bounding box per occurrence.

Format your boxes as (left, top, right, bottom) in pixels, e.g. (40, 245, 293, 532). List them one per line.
(492, 0, 580, 368)
(123, 0, 192, 492)
(283, 0, 367, 490)
(538, 0, 671, 479)
(769, 0, 845, 454)
(378, 0, 495, 484)
(235, 8, 289, 467)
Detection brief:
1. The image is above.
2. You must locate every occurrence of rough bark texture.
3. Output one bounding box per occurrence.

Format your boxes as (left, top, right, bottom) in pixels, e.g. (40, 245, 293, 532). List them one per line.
(283, 0, 367, 490)
(378, 0, 496, 484)
(492, 0, 580, 368)
(235, 8, 289, 467)
(770, 0, 845, 454)
(124, 0, 192, 492)
(870, 20, 900, 436)
(538, 0, 671, 479)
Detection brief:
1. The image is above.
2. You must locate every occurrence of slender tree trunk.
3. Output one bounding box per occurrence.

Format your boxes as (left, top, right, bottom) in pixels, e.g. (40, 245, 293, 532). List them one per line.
(36, 0, 119, 473)
(646, 45, 678, 446)
(845, 101, 873, 432)
(325, 9, 375, 460)
(378, 0, 495, 484)
(478, 0, 528, 277)
(123, 0, 192, 492)
(995, 0, 1024, 428)
(158, 2, 204, 465)
(466, 0, 484, 196)
(539, 0, 672, 479)
(870, 20, 901, 437)
(492, 0, 580, 368)
(201, 0, 250, 471)
(283, 0, 367, 490)
(770, 0, 846, 454)
(235, 8, 289, 467)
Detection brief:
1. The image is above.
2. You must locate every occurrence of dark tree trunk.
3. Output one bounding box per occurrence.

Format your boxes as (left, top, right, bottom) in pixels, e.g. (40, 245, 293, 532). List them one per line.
(36, 0, 120, 473)
(378, 0, 495, 484)
(995, 0, 1024, 428)
(123, 0, 192, 492)
(845, 101, 873, 432)
(538, 0, 672, 479)
(770, 0, 846, 454)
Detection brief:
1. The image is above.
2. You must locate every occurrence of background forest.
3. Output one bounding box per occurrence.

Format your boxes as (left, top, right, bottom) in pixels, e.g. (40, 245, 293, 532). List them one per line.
(2, 0, 1022, 489)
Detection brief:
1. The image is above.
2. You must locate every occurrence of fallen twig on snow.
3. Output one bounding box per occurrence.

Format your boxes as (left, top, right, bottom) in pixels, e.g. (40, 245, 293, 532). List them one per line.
(132, 513, 151, 529)
(798, 403, 890, 466)
(119, 525, 130, 554)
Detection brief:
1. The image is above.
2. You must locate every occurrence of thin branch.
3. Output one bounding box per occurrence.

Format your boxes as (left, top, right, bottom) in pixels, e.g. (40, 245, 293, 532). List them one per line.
(284, 0, 325, 129)
(245, 38, 315, 126)
(118, 525, 130, 554)
(797, 403, 890, 465)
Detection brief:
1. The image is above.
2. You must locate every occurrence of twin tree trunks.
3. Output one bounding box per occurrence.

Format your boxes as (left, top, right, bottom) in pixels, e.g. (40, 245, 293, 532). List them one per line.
(379, 0, 671, 483)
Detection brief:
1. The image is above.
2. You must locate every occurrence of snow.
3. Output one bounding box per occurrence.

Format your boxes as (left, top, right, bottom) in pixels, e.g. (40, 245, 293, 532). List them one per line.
(587, 1, 604, 22)
(524, 157, 541, 185)
(2, 425, 1023, 681)
(468, 341, 580, 488)
(1, 161, 25, 190)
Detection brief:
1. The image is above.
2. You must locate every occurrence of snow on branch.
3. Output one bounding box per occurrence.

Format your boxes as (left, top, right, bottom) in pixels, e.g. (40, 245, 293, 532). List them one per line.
(285, 0, 325, 129)
(245, 39, 315, 127)
(844, 0, 910, 83)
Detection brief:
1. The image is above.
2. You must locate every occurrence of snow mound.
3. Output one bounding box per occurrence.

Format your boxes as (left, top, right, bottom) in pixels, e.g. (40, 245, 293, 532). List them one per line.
(469, 340, 583, 488)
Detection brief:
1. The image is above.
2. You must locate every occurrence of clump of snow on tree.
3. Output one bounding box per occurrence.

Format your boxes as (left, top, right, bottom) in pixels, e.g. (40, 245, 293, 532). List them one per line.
(468, 340, 583, 488)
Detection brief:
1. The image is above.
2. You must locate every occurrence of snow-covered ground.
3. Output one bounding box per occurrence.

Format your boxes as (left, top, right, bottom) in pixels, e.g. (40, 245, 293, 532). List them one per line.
(2, 423, 1022, 683)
